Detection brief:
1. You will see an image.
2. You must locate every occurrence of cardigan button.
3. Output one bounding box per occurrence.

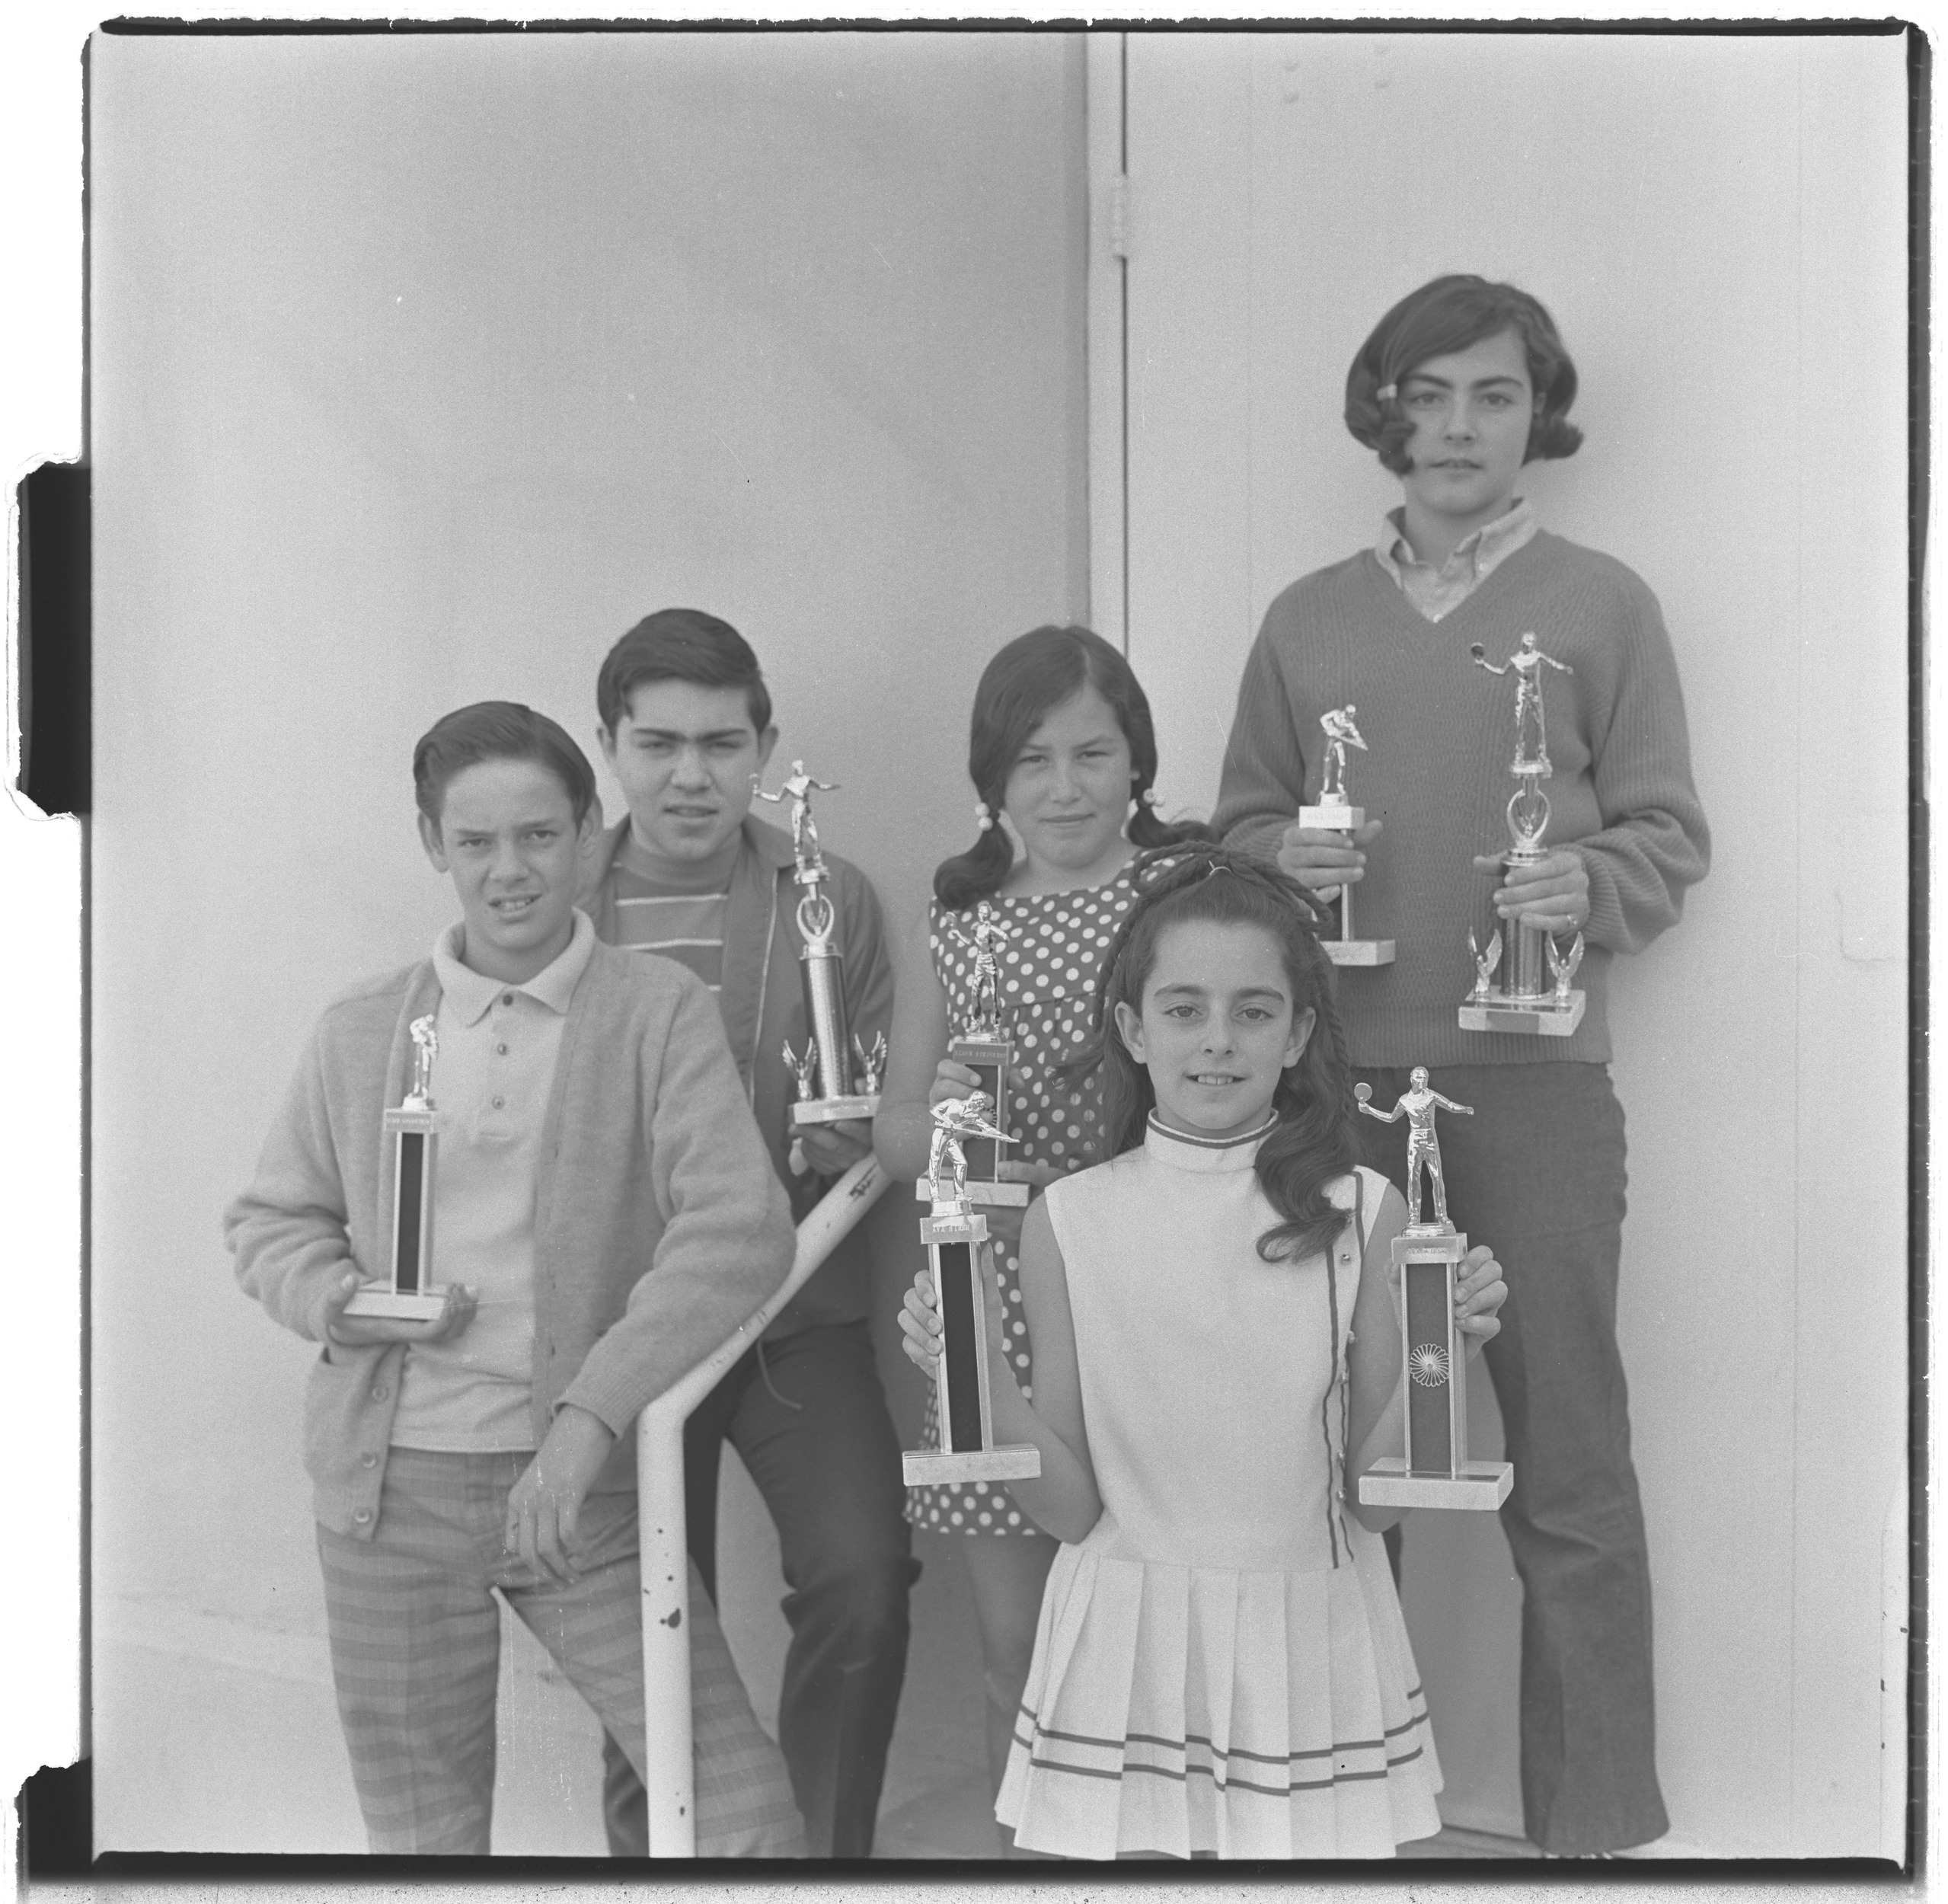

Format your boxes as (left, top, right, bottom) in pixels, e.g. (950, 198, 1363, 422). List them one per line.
(353, 1509, 372, 1525)
(372, 1383, 390, 1402)
(360, 1452, 378, 1468)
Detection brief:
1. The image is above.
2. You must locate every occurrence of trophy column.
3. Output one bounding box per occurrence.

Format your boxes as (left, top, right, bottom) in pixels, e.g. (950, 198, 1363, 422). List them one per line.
(345, 1013, 449, 1321)
(915, 900, 1029, 1210)
(759, 760, 886, 1129)
(1302, 705, 1394, 968)
(1458, 635, 1586, 1038)
(1353, 1072, 1512, 1511)
(903, 1102, 1040, 1487)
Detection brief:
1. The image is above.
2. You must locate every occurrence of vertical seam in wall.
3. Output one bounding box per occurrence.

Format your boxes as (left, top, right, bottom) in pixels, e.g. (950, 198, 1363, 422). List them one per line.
(1244, 47, 1254, 682)
(1119, 33, 1130, 660)
(1789, 39, 1804, 1852)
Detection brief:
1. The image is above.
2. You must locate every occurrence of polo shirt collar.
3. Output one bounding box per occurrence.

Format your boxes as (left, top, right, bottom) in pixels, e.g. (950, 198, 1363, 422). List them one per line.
(432, 907, 596, 1025)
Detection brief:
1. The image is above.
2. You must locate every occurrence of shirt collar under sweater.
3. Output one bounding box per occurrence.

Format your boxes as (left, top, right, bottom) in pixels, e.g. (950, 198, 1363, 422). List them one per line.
(1374, 497, 1538, 621)
(1143, 1110, 1278, 1171)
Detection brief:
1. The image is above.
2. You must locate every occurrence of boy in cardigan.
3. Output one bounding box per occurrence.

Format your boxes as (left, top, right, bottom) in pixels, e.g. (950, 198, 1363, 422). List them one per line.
(582, 609, 915, 1860)
(225, 701, 804, 1856)
(1214, 276, 1710, 1857)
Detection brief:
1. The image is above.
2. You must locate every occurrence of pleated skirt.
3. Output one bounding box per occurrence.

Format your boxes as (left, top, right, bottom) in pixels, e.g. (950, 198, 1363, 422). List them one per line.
(996, 1524, 1443, 1860)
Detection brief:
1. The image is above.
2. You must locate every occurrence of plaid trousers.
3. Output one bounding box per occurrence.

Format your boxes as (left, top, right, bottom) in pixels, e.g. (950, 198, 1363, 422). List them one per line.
(316, 1446, 804, 1856)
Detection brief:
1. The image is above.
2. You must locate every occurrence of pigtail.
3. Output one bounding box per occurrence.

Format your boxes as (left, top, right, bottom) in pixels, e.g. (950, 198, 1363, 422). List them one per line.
(1127, 780, 1212, 854)
(934, 813, 1015, 911)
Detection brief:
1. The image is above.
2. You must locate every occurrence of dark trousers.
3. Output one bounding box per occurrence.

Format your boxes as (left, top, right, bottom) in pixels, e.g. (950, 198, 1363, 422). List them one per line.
(601, 1319, 919, 1858)
(1356, 1062, 1669, 1857)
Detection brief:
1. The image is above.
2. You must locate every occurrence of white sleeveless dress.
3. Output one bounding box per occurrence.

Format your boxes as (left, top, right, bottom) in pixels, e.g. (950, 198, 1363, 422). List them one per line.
(995, 1117, 1442, 1860)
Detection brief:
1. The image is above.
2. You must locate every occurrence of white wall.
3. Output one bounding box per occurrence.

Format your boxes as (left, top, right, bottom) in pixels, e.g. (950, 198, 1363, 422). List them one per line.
(88, 30, 1087, 1851)
(1096, 30, 1909, 1858)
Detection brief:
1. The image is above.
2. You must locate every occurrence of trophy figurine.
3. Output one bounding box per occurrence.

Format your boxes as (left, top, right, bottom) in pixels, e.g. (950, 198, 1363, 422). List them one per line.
(755, 761, 881, 1128)
(1352, 1069, 1512, 1511)
(1298, 706, 1394, 968)
(343, 1014, 449, 1320)
(1458, 634, 1586, 1037)
(902, 1094, 1041, 1487)
(918, 900, 1030, 1208)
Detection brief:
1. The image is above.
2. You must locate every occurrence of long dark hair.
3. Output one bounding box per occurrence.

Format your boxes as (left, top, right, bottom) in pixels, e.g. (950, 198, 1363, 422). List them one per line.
(1078, 845, 1359, 1264)
(933, 625, 1207, 911)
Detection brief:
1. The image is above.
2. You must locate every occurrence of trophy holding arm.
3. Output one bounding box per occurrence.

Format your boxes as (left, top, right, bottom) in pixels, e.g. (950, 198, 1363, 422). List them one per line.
(1298, 704, 1395, 968)
(343, 1014, 451, 1321)
(902, 1094, 1041, 1487)
(1458, 634, 1587, 1037)
(1353, 1069, 1512, 1511)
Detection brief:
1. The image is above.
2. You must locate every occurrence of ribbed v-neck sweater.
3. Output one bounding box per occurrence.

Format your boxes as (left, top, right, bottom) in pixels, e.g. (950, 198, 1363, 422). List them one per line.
(1213, 532, 1710, 1069)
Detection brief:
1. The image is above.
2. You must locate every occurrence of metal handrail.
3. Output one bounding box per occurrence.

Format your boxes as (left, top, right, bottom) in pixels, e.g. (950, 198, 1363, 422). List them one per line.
(635, 1153, 891, 1854)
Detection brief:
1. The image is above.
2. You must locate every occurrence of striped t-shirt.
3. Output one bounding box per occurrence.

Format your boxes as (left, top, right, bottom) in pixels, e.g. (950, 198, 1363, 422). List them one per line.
(608, 829, 731, 992)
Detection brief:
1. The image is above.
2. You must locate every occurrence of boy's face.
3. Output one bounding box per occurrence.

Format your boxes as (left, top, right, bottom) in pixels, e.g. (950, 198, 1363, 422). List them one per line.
(419, 758, 596, 985)
(598, 680, 777, 872)
(1396, 327, 1539, 534)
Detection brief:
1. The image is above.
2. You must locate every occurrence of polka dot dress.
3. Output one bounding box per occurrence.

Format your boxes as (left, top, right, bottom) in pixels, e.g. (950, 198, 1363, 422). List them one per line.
(908, 867, 1140, 1536)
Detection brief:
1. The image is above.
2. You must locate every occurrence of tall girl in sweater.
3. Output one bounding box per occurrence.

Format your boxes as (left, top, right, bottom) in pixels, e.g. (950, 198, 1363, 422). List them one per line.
(1212, 275, 1710, 1855)
(899, 848, 1508, 1859)
(873, 625, 1204, 1833)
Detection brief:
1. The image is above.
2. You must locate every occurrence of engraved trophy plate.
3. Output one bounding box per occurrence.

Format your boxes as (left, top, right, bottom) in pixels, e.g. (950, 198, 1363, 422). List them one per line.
(903, 1097, 1041, 1487)
(1354, 1072, 1511, 1511)
(912, 901, 1029, 1207)
(344, 1014, 449, 1321)
(1458, 637, 1586, 1037)
(1301, 707, 1394, 969)
(757, 761, 886, 1132)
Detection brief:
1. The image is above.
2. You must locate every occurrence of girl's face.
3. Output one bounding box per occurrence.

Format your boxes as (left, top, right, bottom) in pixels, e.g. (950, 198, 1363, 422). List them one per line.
(1114, 918, 1314, 1142)
(1396, 326, 1538, 533)
(1001, 684, 1135, 882)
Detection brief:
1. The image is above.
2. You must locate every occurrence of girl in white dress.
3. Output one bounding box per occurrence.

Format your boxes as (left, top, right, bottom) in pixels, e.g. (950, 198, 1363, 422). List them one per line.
(901, 847, 1507, 1859)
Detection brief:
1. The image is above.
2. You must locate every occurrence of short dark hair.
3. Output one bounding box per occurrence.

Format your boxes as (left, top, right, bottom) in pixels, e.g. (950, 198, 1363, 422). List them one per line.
(413, 701, 598, 830)
(1344, 274, 1583, 475)
(596, 609, 771, 737)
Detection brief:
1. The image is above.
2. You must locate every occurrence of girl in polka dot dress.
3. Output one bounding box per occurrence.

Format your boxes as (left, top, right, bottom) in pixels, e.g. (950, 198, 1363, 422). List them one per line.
(875, 625, 1206, 1832)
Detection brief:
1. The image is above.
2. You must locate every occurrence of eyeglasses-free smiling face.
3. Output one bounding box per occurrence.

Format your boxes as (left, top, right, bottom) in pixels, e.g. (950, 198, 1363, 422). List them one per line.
(598, 679, 778, 874)
(1001, 684, 1135, 886)
(1113, 918, 1315, 1142)
(419, 757, 597, 985)
(1396, 326, 1540, 541)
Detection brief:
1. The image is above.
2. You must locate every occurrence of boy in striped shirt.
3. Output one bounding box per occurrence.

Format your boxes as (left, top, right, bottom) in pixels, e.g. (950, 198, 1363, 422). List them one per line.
(583, 609, 915, 1859)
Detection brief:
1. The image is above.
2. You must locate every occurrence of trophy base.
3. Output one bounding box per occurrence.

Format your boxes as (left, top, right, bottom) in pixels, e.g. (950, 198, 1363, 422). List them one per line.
(903, 1444, 1042, 1487)
(1359, 1457, 1512, 1511)
(1326, 938, 1395, 967)
(342, 1285, 448, 1321)
(913, 1178, 1030, 1207)
(1298, 802, 1364, 831)
(790, 1094, 880, 1126)
(1458, 989, 1586, 1037)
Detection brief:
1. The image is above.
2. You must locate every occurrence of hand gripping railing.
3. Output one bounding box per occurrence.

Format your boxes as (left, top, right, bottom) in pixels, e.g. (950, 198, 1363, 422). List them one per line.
(635, 1153, 891, 1854)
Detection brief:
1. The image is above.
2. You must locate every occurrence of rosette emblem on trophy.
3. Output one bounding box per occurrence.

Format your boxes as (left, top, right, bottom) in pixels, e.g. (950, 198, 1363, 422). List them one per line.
(756, 760, 884, 1129)
(1353, 1069, 1512, 1511)
(1458, 634, 1587, 1037)
(901, 1094, 1040, 1488)
(343, 1014, 450, 1321)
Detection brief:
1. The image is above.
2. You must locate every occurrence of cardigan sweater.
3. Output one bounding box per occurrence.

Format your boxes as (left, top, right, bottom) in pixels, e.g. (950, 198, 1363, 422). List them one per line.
(580, 814, 894, 1338)
(224, 932, 797, 1538)
(1212, 531, 1710, 1068)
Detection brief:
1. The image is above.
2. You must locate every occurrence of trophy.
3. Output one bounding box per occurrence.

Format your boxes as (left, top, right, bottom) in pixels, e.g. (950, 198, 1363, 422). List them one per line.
(1299, 705, 1394, 967)
(756, 761, 881, 1127)
(343, 1014, 449, 1321)
(915, 899, 1029, 1208)
(902, 1095, 1041, 1487)
(1458, 634, 1586, 1037)
(1353, 1070, 1511, 1511)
